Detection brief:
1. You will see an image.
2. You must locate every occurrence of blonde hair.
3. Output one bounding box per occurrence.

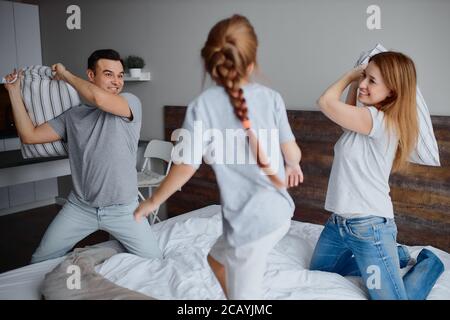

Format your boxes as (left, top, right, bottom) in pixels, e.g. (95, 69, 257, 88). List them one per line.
(369, 52, 419, 172)
(201, 14, 284, 188)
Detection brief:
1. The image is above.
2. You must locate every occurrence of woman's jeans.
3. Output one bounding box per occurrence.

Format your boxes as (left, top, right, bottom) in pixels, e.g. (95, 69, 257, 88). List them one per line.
(310, 214, 444, 300)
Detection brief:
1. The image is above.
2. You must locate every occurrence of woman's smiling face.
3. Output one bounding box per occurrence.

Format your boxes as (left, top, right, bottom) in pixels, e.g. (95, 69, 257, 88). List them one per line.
(358, 61, 392, 108)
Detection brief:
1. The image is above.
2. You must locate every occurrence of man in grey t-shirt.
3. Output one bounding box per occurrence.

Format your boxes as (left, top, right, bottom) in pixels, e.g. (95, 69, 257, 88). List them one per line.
(5, 49, 162, 263)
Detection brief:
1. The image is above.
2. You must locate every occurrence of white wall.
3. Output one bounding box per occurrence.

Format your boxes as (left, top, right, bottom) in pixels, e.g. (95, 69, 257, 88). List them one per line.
(0, 1, 17, 77)
(0, 0, 42, 76)
(39, 0, 450, 142)
(0, 1, 60, 216)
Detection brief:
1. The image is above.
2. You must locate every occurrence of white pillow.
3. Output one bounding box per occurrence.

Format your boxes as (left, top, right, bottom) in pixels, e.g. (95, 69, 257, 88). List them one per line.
(20, 65, 81, 158)
(355, 44, 440, 166)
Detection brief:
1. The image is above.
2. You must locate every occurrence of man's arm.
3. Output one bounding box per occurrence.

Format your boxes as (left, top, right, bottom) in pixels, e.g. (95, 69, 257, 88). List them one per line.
(4, 70, 61, 144)
(52, 63, 131, 118)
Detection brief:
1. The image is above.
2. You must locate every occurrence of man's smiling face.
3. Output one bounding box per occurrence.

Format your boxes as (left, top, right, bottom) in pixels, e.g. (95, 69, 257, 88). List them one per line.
(87, 59, 124, 94)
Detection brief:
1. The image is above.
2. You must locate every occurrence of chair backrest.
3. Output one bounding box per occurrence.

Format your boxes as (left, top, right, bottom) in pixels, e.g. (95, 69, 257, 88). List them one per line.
(144, 139, 173, 161)
(141, 140, 174, 174)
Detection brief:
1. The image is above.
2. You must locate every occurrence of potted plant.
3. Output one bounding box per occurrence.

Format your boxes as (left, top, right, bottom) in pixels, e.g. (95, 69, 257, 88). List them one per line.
(126, 55, 145, 78)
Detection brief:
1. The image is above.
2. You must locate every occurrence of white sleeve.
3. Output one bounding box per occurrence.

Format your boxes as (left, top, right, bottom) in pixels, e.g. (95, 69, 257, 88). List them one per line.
(367, 106, 386, 139)
(275, 93, 295, 143)
(172, 100, 208, 170)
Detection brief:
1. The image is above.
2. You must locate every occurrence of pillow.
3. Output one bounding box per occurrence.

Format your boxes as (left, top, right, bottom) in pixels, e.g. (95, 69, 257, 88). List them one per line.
(20, 65, 81, 158)
(355, 44, 441, 166)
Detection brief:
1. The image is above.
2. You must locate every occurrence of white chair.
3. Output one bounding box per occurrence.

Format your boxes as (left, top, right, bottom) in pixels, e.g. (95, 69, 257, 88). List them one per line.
(137, 139, 174, 224)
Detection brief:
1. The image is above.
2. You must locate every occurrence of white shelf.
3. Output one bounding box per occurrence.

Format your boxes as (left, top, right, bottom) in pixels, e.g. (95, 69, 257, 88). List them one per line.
(124, 71, 151, 81)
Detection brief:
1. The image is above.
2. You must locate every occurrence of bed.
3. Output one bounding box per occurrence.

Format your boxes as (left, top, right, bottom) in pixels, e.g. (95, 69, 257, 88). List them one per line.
(164, 106, 450, 252)
(0, 107, 448, 300)
(0, 204, 449, 300)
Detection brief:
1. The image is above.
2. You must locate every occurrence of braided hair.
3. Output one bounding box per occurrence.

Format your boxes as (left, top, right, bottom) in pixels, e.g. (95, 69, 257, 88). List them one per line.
(201, 15, 284, 188)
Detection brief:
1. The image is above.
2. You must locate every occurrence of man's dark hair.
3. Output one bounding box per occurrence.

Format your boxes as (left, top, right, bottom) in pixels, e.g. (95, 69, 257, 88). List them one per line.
(87, 49, 124, 72)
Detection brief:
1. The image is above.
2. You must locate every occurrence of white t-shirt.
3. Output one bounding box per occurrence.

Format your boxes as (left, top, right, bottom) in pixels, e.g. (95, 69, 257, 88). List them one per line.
(176, 83, 295, 246)
(325, 107, 398, 219)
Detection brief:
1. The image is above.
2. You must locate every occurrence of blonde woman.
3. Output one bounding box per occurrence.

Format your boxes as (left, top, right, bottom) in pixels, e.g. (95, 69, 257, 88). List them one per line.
(311, 52, 444, 300)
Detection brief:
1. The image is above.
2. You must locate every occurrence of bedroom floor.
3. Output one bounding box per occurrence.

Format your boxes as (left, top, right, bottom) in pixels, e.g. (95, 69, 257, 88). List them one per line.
(0, 204, 109, 273)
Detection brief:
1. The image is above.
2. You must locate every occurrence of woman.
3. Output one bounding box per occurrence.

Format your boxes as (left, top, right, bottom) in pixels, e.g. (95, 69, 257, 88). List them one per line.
(311, 51, 444, 300)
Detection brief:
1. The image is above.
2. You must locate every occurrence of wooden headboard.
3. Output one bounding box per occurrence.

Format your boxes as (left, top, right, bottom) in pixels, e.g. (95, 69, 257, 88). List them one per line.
(164, 105, 450, 252)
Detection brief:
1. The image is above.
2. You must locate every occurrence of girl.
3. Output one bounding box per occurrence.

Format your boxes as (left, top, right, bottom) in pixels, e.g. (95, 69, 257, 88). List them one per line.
(311, 51, 444, 300)
(134, 14, 303, 299)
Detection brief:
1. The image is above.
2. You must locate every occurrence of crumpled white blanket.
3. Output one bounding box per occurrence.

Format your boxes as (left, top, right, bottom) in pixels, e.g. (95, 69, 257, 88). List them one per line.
(94, 205, 450, 300)
(41, 241, 154, 300)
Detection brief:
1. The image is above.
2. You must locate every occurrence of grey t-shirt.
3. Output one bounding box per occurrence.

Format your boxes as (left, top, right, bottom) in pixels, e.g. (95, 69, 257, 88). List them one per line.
(325, 106, 398, 218)
(177, 83, 295, 246)
(48, 92, 142, 207)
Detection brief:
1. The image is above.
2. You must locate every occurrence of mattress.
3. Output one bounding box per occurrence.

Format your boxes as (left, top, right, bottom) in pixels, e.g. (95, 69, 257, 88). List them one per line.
(0, 256, 64, 300)
(1, 204, 449, 300)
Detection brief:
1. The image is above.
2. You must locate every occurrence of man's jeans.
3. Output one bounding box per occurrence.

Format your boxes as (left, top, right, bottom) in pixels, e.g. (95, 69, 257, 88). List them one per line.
(310, 214, 444, 300)
(31, 192, 163, 263)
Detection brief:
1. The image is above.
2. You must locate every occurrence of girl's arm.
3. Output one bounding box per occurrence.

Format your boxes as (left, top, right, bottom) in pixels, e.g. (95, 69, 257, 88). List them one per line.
(134, 164, 196, 222)
(281, 141, 304, 187)
(317, 65, 372, 135)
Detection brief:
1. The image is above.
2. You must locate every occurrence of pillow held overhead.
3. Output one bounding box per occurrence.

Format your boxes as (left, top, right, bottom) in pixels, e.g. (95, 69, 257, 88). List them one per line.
(20, 65, 81, 158)
(355, 44, 440, 167)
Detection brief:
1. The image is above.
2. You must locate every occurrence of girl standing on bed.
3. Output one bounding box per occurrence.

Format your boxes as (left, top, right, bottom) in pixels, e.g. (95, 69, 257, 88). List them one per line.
(134, 14, 303, 299)
(312, 51, 444, 300)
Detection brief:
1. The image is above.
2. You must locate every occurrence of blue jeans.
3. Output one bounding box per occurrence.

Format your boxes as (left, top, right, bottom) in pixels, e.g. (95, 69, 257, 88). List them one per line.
(310, 214, 444, 300)
(31, 192, 163, 263)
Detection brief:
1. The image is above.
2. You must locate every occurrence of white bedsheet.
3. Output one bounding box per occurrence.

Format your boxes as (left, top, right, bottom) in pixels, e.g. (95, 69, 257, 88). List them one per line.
(1, 204, 449, 300)
(0, 257, 64, 300)
(96, 205, 450, 300)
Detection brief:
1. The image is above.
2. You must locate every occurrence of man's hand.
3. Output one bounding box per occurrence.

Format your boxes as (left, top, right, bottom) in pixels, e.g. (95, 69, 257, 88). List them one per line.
(134, 198, 159, 223)
(51, 63, 68, 81)
(285, 163, 304, 188)
(3, 69, 22, 93)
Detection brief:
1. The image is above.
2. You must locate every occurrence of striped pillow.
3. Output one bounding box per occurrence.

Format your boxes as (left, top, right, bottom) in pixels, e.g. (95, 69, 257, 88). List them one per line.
(20, 65, 81, 158)
(356, 44, 441, 166)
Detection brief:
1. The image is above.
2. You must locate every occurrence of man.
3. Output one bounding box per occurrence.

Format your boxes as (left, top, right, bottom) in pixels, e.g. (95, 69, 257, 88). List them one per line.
(4, 49, 162, 263)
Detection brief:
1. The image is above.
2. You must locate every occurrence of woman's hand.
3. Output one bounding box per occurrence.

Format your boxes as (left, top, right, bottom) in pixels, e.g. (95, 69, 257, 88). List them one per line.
(134, 198, 159, 222)
(347, 63, 367, 82)
(51, 63, 68, 81)
(285, 163, 304, 188)
(3, 69, 22, 93)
